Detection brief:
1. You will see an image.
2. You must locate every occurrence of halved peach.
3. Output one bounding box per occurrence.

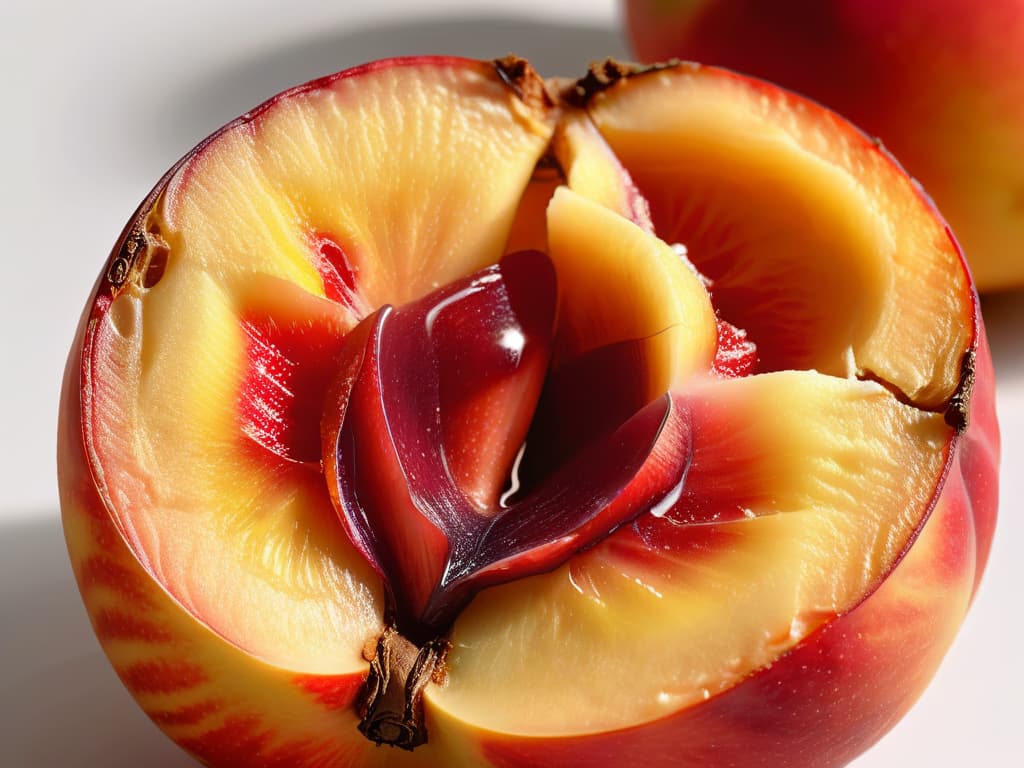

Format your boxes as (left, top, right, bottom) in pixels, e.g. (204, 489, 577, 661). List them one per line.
(58, 56, 997, 767)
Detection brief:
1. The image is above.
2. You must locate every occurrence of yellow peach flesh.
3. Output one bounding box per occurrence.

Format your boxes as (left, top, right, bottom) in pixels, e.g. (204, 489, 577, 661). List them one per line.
(552, 110, 651, 227)
(86, 60, 555, 673)
(586, 66, 972, 408)
(90, 269, 381, 673)
(428, 372, 951, 735)
(166, 61, 554, 309)
(545, 186, 717, 395)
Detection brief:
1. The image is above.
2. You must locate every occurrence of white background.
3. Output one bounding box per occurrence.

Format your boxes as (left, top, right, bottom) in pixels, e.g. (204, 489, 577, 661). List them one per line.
(1, 1, 1020, 765)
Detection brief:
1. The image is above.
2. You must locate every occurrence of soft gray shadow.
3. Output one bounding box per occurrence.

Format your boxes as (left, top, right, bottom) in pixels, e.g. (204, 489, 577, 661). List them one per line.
(0, 515, 193, 767)
(981, 290, 1024, 382)
(153, 15, 628, 161)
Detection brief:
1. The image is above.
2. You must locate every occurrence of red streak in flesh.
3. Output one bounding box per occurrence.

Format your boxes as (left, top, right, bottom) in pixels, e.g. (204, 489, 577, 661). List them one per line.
(93, 607, 174, 644)
(310, 232, 363, 314)
(236, 231, 363, 468)
(714, 318, 758, 378)
(149, 700, 224, 727)
(292, 674, 364, 711)
(78, 554, 158, 608)
(238, 312, 348, 465)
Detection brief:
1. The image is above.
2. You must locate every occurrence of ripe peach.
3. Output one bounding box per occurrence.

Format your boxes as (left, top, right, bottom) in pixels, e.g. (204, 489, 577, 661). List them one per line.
(58, 56, 998, 767)
(624, 0, 1024, 291)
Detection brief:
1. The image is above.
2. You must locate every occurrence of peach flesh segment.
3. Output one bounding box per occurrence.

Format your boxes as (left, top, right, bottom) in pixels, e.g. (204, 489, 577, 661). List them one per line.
(545, 187, 717, 392)
(84, 59, 554, 672)
(163, 59, 554, 312)
(430, 372, 952, 735)
(87, 270, 381, 674)
(551, 110, 654, 229)
(585, 65, 973, 409)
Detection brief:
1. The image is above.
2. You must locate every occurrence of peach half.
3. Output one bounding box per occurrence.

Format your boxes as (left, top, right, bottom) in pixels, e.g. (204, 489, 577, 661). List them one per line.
(58, 57, 998, 767)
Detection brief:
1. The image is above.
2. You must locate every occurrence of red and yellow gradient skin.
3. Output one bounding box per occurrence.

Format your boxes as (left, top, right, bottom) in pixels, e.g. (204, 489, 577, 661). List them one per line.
(58, 56, 999, 768)
(624, 0, 1024, 292)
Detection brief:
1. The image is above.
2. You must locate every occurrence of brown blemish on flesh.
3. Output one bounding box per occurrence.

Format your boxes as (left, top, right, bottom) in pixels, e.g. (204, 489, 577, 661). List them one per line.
(362, 635, 379, 663)
(858, 348, 976, 434)
(494, 55, 555, 112)
(569, 59, 638, 105)
(565, 58, 693, 107)
(139, 221, 171, 289)
(857, 368, 922, 412)
(106, 207, 171, 294)
(106, 228, 145, 290)
(944, 348, 976, 433)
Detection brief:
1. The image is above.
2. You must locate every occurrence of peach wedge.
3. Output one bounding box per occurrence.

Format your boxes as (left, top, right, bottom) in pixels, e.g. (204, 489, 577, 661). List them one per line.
(58, 56, 998, 767)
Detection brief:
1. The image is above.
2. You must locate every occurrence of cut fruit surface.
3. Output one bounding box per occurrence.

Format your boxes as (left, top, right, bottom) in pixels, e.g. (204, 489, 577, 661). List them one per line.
(86, 266, 382, 673)
(60, 54, 995, 768)
(165, 58, 555, 310)
(586, 64, 973, 409)
(429, 371, 953, 734)
(546, 186, 717, 393)
(81, 57, 556, 672)
(551, 110, 653, 229)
